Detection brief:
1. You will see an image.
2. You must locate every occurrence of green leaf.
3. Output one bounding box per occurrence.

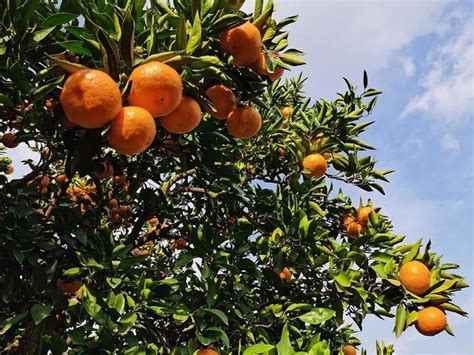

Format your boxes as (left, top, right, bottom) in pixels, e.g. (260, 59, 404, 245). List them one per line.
(297, 308, 335, 325)
(393, 304, 407, 338)
(176, 17, 187, 50)
(30, 304, 53, 325)
(119, 312, 137, 335)
(58, 41, 94, 56)
(43, 13, 78, 26)
(33, 27, 55, 42)
(0, 94, 14, 108)
(197, 327, 230, 347)
(97, 28, 120, 80)
(202, 308, 229, 326)
(401, 240, 421, 264)
(334, 272, 351, 287)
(0, 312, 28, 335)
(186, 13, 202, 54)
(276, 323, 294, 355)
(309, 201, 326, 217)
(244, 343, 275, 355)
(253, 0, 273, 29)
(120, 9, 135, 68)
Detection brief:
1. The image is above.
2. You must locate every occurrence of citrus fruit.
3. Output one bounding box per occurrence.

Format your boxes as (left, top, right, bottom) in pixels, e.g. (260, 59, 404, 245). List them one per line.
(2, 132, 19, 148)
(220, 22, 262, 67)
(227, 106, 262, 139)
(205, 85, 237, 119)
(415, 307, 447, 336)
(343, 345, 357, 355)
(128, 61, 182, 117)
(159, 96, 202, 134)
(281, 106, 294, 118)
(357, 206, 372, 226)
(302, 154, 328, 177)
(279, 267, 292, 282)
(60, 69, 122, 128)
(250, 52, 284, 81)
(399, 260, 431, 295)
(108, 106, 157, 156)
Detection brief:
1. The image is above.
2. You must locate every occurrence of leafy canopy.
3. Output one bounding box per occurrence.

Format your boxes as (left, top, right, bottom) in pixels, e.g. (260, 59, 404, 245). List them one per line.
(0, 0, 468, 354)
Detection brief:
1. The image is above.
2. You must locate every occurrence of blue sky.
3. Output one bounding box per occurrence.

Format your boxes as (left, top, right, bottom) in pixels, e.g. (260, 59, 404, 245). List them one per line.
(244, 0, 473, 353)
(6, 0, 473, 353)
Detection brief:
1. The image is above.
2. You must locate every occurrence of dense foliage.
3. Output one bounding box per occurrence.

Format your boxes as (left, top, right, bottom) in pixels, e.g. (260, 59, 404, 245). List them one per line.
(0, 0, 468, 354)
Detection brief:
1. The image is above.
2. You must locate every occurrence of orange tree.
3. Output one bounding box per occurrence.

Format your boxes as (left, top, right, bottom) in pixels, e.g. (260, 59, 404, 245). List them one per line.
(0, 0, 469, 354)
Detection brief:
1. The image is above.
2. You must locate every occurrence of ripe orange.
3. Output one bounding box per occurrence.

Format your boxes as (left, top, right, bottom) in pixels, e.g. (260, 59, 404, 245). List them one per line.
(172, 238, 188, 250)
(45, 99, 54, 111)
(39, 186, 49, 195)
(205, 85, 237, 119)
(250, 52, 284, 81)
(128, 61, 182, 117)
(149, 217, 159, 225)
(220, 22, 262, 67)
(60, 69, 122, 129)
(415, 307, 447, 336)
(56, 279, 83, 294)
(399, 260, 431, 295)
(159, 96, 202, 134)
(281, 106, 294, 118)
(346, 222, 363, 239)
(40, 175, 50, 187)
(2, 132, 19, 148)
(5, 164, 14, 175)
(357, 206, 372, 226)
(343, 215, 355, 226)
(302, 154, 328, 178)
(55, 174, 67, 185)
(227, 106, 262, 139)
(108, 106, 157, 156)
(343, 345, 357, 355)
(108, 199, 119, 209)
(279, 267, 292, 282)
(197, 349, 218, 355)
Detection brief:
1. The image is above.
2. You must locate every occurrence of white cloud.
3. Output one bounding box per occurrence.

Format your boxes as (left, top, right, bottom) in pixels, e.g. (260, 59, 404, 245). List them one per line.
(400, 56, 416, 79)
(440, 132, 461, 153)
(245, 0, 453, 97)
(402, 14, 474, 123)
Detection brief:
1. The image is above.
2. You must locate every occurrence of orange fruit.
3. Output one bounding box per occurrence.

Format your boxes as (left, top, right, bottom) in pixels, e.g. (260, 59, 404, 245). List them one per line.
(343, 215, 355, 226)
(60, 69, 122, 128)
(45, 99, 54, 111)
(56, 279, 83, 294)
(5, 164, 14, 175)
(197, 349, 218, 355)
(114, 175, 126, 186)
(108, 106, 156, 155)
(281, 106, 294, 118)
(227, 106, 262, 139)
(205, 85, 237, 120)
(357, 206, 372, 226)
(172, 238, 188, 250)
(2, 132, 19, 148)
(415, 307, 447, 336)
(128, 61, 182, 117)
(108, 199, 119, 209)
(302, 154, 328, 178)
(399, 260, 431, 295)
(220, 22, 262, 67)
(346, 222, 363, 239)
(343, 345, 357, 355)
(39, 186, 49, 195)
(40, 175, 50, 187)
(55, 174, 67, 185)
(149, 217, 159, 225)
(111, 213, 122, 223)
(279, 267, 292, 282)
(159, 96, 202, 134)
(250, 52, 284, 81)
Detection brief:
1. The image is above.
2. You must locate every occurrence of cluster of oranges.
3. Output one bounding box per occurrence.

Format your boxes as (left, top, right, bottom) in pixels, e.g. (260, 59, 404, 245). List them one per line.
(65, 180, 97, 213)
(342, 206, 372, 239)
(399, 260, 447, 336)
(57, 21, 287, 157)
(107, 198, 132, 226)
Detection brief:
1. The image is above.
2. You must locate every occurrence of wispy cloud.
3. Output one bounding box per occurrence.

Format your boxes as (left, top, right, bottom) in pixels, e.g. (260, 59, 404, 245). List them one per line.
(402, 13, 474, 124)
(400, 56, 416, 79)
(440, 132, 461, 153)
